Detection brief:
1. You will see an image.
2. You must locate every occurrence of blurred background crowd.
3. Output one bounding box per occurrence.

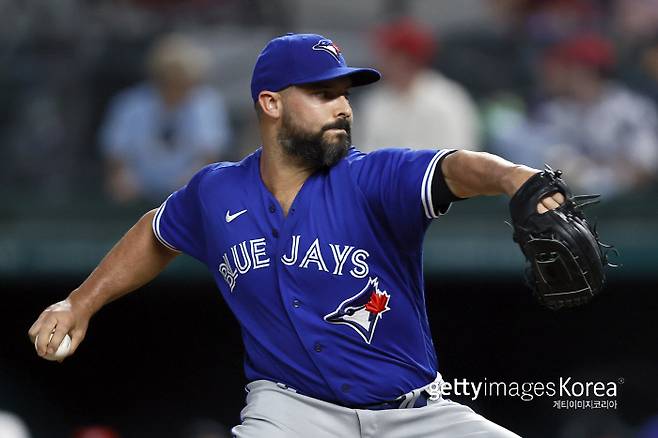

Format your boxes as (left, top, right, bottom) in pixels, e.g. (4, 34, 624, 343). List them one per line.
(0, 0, 658, 203)
(2, 0, 658, 204)
(1, 0, 657, 437)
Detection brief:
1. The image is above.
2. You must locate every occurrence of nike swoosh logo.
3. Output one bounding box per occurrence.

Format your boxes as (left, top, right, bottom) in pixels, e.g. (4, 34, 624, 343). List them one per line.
(225, 209, 247, 223)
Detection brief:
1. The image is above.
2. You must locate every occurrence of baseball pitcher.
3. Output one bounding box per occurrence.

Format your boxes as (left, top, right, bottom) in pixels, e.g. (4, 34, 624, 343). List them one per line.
(30, 33, 610, 437)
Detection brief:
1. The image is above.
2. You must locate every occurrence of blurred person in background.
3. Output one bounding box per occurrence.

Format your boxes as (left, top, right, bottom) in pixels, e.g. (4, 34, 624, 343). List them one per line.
(521, 0, 602, 45)
(0, 411, 30, 438)
(491, 34, 658, 197)
(622, 34, 658, 105)
(356, 18, 481, 151)
(612, 0, 658, 49)
(99, 33, 231, 204)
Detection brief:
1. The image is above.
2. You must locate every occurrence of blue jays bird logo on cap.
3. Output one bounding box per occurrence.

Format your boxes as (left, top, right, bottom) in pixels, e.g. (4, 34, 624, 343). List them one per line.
(312, 39, 342, 62)
(324, 277, 391, 344)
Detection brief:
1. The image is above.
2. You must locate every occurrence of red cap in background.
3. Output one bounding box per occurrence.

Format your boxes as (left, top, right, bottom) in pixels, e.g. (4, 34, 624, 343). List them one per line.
(373, 18, 437, 66)
(544, 34, 615, 69)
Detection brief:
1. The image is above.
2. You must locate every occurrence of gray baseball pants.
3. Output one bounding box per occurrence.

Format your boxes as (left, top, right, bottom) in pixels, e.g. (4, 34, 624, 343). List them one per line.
(231, 380, 522, 437)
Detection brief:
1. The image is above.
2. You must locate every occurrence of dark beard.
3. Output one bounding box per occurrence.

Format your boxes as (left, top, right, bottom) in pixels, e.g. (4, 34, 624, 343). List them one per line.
(278, 112, 351, 170)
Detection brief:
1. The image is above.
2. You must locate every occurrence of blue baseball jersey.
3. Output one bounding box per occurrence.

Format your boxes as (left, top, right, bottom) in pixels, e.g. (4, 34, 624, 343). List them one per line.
(152, 146, 456, 406)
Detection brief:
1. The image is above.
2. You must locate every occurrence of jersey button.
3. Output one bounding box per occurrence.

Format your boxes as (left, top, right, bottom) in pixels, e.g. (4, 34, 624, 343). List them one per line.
(341, 384, 351, 393)
(292, 299, 301, 308)
(314, 343, 323, 352)
(269, 204, 276, 213)
(272, 229, 279, 238)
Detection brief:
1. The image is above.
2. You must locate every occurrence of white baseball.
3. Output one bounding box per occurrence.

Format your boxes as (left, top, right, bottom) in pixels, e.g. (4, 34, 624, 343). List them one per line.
(35, 332, 72, 361)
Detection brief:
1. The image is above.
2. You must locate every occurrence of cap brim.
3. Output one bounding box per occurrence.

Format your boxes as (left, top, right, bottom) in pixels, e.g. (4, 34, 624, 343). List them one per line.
(293, 67, 381, 88)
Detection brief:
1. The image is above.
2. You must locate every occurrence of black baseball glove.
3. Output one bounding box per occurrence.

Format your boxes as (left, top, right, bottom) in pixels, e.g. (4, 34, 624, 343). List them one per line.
(509, 167, 615, 310)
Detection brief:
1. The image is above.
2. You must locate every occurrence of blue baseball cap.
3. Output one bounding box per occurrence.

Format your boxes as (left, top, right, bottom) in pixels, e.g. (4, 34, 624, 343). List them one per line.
(250, 33, 381, 102)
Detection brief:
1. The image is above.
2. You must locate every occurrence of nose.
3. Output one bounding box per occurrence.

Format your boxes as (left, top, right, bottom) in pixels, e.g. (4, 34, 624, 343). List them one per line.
(334, 95, 352, 120)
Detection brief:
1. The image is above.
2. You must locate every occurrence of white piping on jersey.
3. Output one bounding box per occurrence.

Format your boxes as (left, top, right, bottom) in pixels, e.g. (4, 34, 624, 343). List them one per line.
(421, 149, 455, 219)
(152, 197, 181, 252)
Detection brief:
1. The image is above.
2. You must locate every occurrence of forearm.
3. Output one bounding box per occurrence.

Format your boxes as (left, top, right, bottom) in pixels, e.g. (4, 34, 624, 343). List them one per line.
(441, 150, 539, 198)
(68, 209, 178, 318)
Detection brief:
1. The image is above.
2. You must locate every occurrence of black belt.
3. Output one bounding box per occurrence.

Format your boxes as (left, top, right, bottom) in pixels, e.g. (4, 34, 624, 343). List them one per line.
(274, 382, 435, 411)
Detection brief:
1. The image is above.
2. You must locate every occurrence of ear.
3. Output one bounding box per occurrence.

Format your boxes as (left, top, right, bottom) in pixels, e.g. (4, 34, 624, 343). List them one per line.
(257, 91, 283, 119)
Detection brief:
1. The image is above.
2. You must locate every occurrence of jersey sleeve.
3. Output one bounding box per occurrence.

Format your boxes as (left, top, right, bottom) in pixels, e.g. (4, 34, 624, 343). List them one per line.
(151, 165, 213, 261)
(352, 148, 458, 249)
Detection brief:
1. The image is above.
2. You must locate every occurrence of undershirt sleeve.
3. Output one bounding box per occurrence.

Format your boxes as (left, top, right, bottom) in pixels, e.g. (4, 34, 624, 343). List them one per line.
(430, 149, 466, 216)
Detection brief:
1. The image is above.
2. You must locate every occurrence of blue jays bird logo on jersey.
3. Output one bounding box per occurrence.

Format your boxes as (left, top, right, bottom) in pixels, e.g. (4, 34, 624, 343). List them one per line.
(312, 39, 342, 62)
(324, 277, 391, 344)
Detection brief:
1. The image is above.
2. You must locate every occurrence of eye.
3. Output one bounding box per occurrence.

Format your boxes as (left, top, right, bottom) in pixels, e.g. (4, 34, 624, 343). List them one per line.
(312, 89, 349, 100)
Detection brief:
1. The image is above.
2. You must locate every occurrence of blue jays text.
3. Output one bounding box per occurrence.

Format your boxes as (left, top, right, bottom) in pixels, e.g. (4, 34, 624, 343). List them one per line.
(219, 236, 371, 292)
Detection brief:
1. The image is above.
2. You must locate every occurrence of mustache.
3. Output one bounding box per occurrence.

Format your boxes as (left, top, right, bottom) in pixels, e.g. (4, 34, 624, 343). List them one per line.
(322, 119, 351, 133)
